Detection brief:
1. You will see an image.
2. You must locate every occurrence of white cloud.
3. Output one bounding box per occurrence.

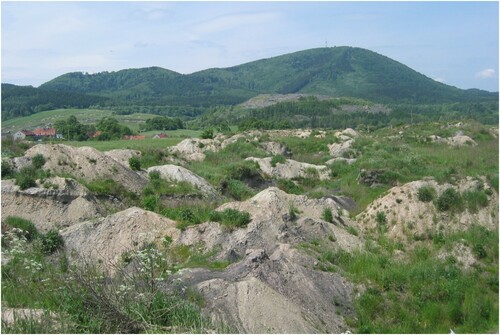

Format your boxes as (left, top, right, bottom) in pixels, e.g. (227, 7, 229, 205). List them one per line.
(475, 68, 496, 79)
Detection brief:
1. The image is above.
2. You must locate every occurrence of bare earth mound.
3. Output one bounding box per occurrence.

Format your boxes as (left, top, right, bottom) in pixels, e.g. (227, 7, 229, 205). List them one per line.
(246, 157, 330, 180)
(356, 177, 498, 242)
(146, 164, 219, 198)
(19, 144, 148, 193)
(1, 177, 105, 233)
(172, 187, 362, 333)
(61, 207, 179, 270)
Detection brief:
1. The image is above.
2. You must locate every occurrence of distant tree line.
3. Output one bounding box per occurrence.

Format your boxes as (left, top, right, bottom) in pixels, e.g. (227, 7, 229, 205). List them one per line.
(54, 116, 133, 141)
(1, 84, 109, 121)
(139, 116, 184, 131)
(231, 98, 498, 131)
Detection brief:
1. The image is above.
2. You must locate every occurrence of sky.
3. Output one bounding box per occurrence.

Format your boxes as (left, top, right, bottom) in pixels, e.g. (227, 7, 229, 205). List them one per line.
(1, 1, 499, 92)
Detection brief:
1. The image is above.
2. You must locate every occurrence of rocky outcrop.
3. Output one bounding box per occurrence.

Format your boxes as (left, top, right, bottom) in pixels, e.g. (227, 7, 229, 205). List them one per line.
(16, 144, 148, 193)
(61, 207, 179, 270)
(146, 164, 219, 198)
(246, 157, 330, 180)
(1, 177, 105, 233)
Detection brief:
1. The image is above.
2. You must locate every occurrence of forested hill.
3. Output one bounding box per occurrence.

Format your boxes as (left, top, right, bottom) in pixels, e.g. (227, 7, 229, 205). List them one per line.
(39, 47, 497, 105)
(2, 47, 497, 120)
(1, 84, 109, 121)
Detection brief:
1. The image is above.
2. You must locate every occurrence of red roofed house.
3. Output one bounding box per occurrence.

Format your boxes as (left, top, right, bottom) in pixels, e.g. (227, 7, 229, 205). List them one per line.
(33, 127, 56, 137)
(152, 133, 168, 139)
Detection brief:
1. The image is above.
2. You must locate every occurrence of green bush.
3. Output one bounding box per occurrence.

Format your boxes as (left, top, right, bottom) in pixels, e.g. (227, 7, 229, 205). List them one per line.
(5, 216, 39, 241)
(41, 230, 64, 255)
(200, 128, 214, 139)
(31, 154, 46, 170)
(376, 211, 387, 225)
(220, 179, 254, 201)
(417, 185, 437, 202)
(15, 166, 37, 190)
(149, 170, 161, 180)
(225, 161, 261, 181)
(436, 188, 463, 212)
(210, 208, 251, 230)
(463, 190, 489, 213)
(142, 195, 159, 212)
(277, 179, 304, 195)
(322, 207, 334, 223)
(128, 156, 141, 171)
(270, 155, 286, 167)
(1, 160, 13, 179)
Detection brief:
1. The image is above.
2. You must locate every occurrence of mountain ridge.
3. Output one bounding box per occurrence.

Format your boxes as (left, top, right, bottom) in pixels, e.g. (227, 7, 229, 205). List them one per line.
(38, 46, 497, 103)
(2, 46, 497, 121)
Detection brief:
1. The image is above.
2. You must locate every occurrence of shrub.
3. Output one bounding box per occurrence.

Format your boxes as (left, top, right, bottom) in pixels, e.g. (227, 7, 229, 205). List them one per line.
(347, 226, 359, 236)
(220, 179, 254, 201)
(15, 166, 37, 190)
(417, 185, 437, 202)
(210, 209, 251, 230)
(41, 229, 64, 255)
(128, 156, 141, 171)
(463, 190, 489, 213)
(277, 179, 304, 195)
(142, 195, 159, 212)
(226, 161, 260, 181)
(376, 211, 387, 225)
(270, 155, 286, 167)
(322, 207, 334, 223)
(200, 128, 214, 139)
(148, 170, 161, 180)
(288, 203, 300, 221)
(1, 160, 13, 179)
(436, 188, 463, 212)
(5, 216, 39, 241)
(31, 154, 46, 169)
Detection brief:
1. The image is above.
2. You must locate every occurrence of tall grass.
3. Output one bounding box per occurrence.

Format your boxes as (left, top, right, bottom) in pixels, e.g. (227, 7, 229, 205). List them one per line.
(318, 226, 499, 333)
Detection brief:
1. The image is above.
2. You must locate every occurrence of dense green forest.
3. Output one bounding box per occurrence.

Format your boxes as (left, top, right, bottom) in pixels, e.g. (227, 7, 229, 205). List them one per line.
(1, 84, 109, 121)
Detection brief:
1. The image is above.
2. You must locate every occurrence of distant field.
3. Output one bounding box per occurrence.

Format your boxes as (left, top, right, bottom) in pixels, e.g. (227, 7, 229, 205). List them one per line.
(62, 129, 202, 151)
(1, 108, 160, 133)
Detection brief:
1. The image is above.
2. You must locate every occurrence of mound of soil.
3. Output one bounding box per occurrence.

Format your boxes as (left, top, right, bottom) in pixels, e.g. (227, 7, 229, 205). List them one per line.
(147, 164, 219, 198)
(61, 207, 179, 271)
(19, 144, 148, 193)
(246, 157, 330, 180)
(1, 177, 105, 232)
(356, 177, 498, 242)
(170, 187, 363, 333)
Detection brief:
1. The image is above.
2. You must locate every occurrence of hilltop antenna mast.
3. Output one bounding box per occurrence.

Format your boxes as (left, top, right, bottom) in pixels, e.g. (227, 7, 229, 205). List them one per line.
(325, 40, 328, 48)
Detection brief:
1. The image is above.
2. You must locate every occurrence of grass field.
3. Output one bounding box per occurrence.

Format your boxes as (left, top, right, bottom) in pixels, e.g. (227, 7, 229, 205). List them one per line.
(1, 108, 160, 133)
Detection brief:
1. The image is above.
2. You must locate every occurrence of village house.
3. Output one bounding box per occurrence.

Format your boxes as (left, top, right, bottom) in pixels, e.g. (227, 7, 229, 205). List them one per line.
(152, 133, 168, 139)
(13, 130, 35, 141)
(33, 127, 56, 137)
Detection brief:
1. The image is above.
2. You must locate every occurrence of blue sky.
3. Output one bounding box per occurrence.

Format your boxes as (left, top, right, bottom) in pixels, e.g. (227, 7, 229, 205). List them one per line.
(1, 1, 499, 91)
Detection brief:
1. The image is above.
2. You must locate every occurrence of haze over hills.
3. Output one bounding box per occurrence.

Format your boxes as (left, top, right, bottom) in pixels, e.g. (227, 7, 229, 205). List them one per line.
(2, 46, 498, 121)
